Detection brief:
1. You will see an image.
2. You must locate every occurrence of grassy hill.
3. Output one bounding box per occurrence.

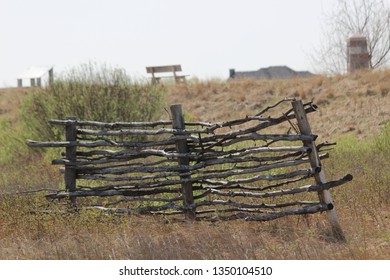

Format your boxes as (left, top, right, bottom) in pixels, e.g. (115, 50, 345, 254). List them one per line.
(2, 69, 390, 139)
(0, 70, 389, 259)
(164, 70, 390, 140)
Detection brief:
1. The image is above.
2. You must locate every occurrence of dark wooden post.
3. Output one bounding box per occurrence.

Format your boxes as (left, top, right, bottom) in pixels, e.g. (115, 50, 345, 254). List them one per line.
(151, 69, 157, 85)
(172, 65, 178, 83)
(292, 100, 345, 241)
(65, 116, 77, 205)
(48, 68, 54, 86)
(170, 104, 195, 220)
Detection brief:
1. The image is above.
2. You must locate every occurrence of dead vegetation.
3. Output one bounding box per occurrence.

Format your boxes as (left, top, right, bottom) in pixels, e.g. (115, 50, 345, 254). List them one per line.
(165, 69, 390, 140)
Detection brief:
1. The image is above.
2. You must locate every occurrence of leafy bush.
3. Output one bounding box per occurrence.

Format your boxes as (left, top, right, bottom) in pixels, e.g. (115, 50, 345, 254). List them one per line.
(20, 63, 165, 141)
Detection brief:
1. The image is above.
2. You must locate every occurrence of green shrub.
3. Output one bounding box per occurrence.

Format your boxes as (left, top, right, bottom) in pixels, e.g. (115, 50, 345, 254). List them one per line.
(20, 63, 165, 142)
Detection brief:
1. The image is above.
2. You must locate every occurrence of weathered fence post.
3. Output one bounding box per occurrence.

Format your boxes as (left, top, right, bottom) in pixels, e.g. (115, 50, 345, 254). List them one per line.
(292, 100, 345, 241)
(65, 116, 77, 206)
(170, 104, 195, 220)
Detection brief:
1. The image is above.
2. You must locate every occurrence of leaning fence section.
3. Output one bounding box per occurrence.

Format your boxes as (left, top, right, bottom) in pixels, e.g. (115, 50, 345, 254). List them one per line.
(27, 99, 352, 225)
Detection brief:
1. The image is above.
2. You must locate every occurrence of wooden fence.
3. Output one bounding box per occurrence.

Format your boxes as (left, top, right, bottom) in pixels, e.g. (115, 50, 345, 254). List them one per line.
(27, 99, 352, 240)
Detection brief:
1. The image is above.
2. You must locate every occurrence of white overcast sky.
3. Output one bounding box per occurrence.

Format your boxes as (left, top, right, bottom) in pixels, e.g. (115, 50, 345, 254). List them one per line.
(0, 0, 358, 87)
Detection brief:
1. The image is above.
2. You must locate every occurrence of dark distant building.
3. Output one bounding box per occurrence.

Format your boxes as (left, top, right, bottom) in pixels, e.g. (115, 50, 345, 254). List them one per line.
(229, 65, 313, 80)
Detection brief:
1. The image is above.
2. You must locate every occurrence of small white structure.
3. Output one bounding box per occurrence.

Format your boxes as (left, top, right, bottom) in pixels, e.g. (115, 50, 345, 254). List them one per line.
(17, 66, 54, 87)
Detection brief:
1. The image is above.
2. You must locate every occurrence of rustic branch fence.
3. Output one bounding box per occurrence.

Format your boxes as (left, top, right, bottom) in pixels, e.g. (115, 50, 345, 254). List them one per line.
(27, 99, 352, 240)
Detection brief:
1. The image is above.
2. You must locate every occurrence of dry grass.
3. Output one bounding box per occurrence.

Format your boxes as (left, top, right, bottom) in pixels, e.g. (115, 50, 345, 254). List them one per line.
(0, 196, 388, 260)
(165, 69, 390, 140)
(1, 70, 390, 259)
(0, 87, 28, 123)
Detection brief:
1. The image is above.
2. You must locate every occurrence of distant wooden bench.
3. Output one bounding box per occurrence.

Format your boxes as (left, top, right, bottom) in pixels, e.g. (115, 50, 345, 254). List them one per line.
(146, 65, 188, 84)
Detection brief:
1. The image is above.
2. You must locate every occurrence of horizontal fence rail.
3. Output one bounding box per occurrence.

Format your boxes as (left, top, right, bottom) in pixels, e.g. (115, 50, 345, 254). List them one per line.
(27, 98, 352, 239)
